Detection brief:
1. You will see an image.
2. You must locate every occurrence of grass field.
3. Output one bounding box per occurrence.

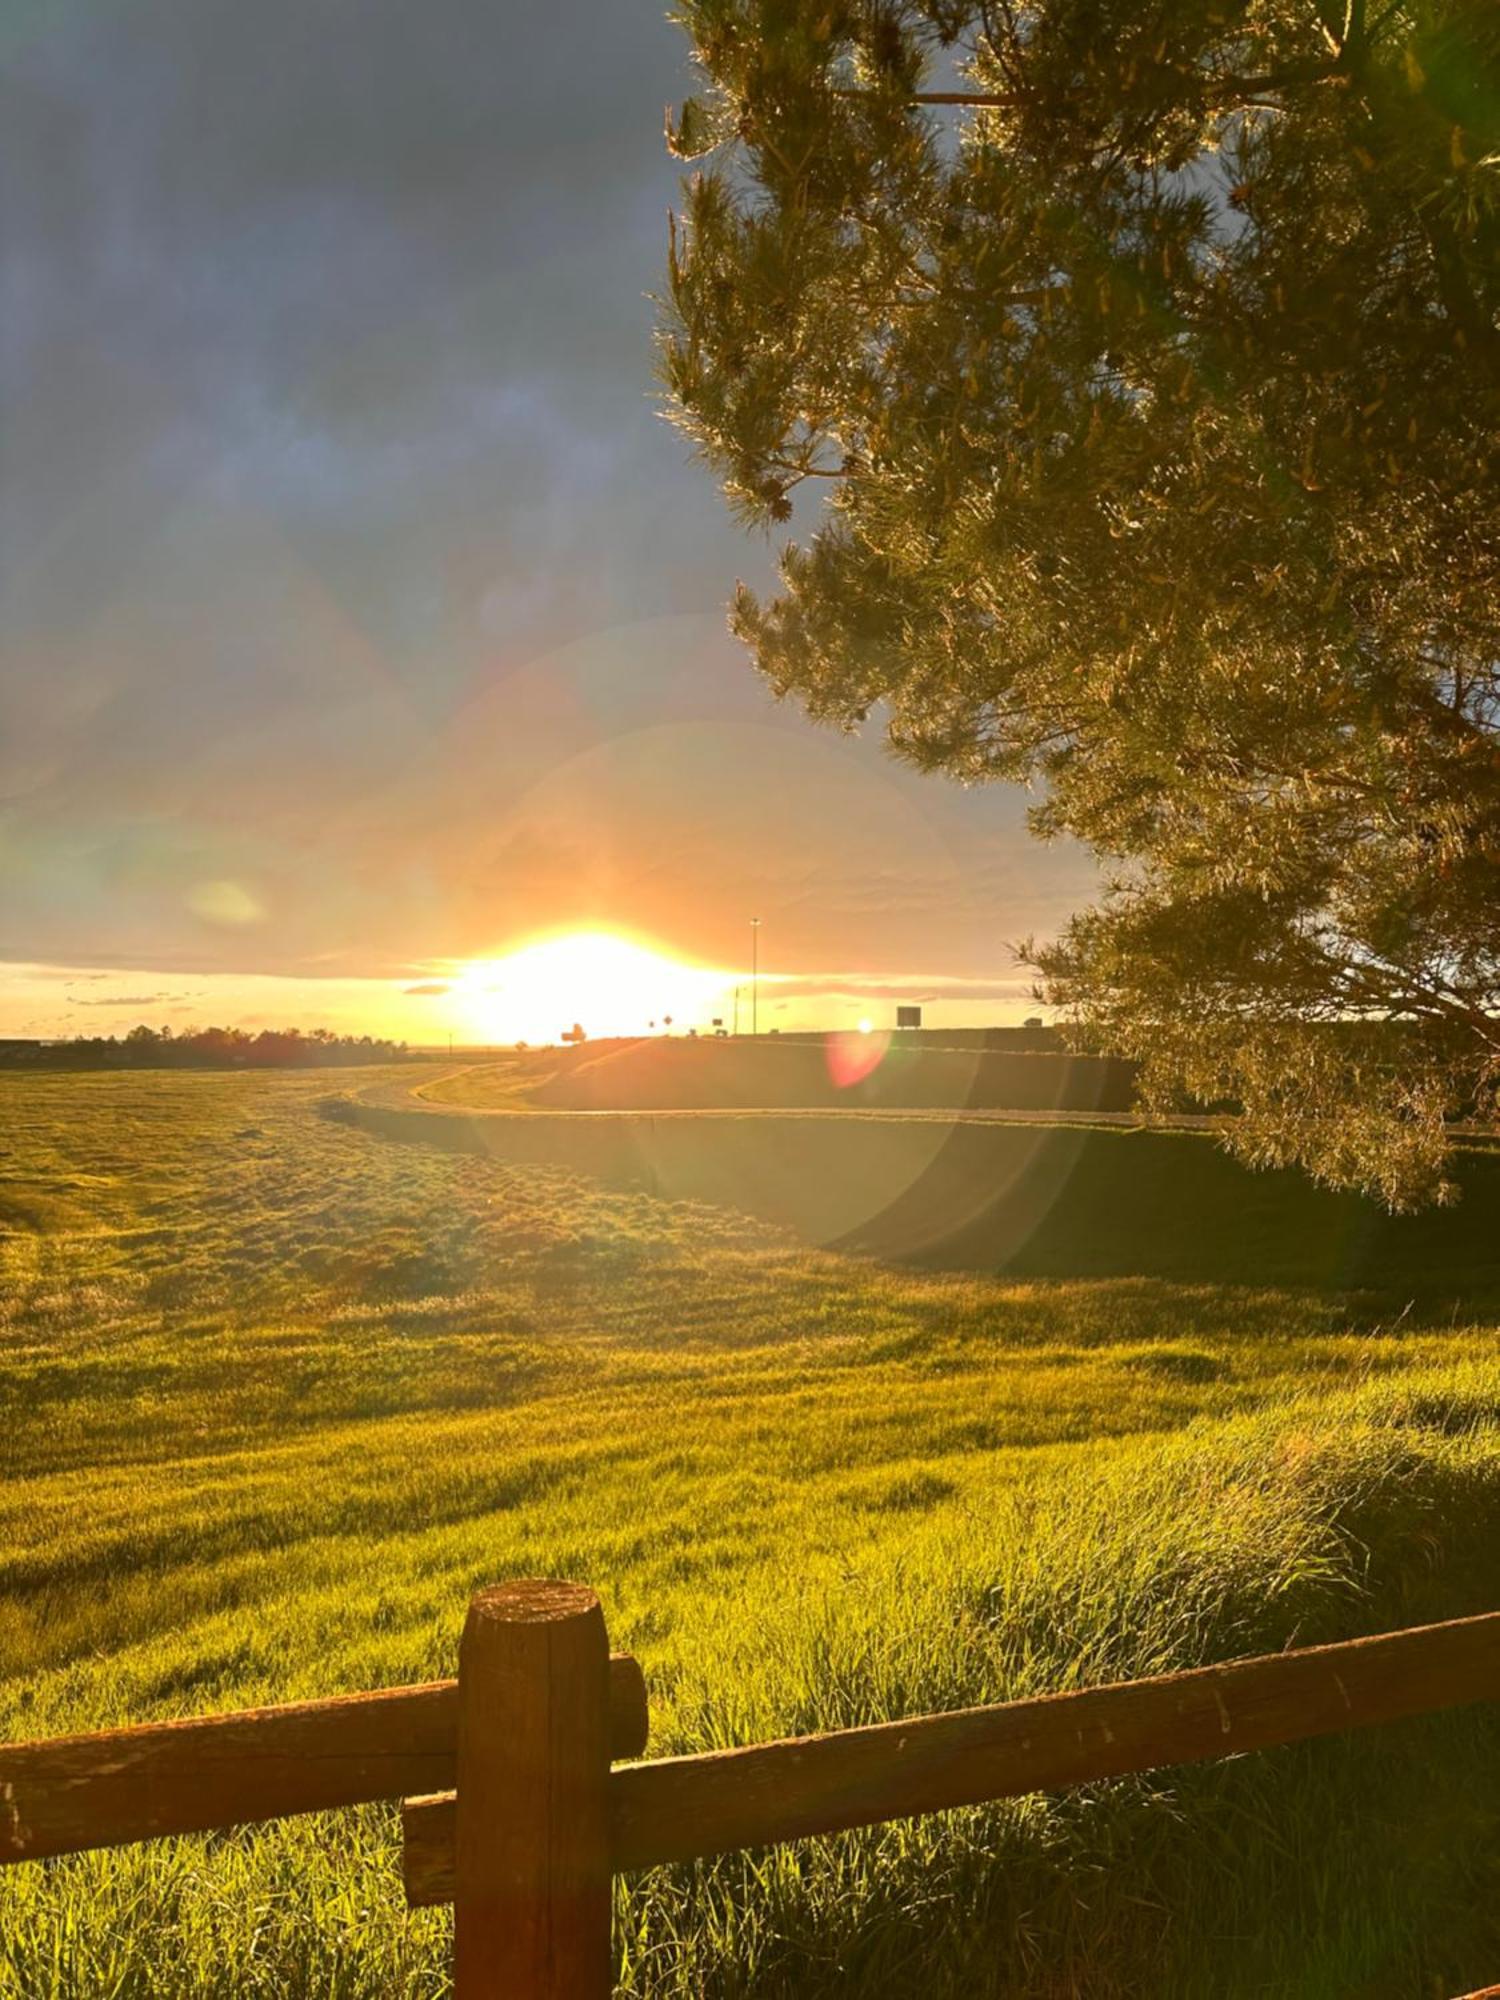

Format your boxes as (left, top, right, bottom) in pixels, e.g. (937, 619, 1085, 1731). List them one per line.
(4, 1068, 1500, 1995)
(364, 1050, 1500, 1292)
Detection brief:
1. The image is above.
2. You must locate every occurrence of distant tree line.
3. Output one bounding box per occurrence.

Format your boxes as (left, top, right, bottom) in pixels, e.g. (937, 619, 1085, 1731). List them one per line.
(0, 1024, 412, 1070)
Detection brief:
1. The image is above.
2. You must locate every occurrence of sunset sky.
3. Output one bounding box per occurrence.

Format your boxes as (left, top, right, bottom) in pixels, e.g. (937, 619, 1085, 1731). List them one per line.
(0, 0, 1097, 1044)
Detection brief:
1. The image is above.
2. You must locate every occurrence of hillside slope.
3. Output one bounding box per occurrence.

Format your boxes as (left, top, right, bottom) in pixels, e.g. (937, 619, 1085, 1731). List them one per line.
(528, 1034, 1138, 1114)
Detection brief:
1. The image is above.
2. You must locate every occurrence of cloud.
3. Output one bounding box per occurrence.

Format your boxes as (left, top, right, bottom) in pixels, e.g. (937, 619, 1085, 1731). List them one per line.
(403, 982, 450, 996)
(765, 972, 1037, 1005)
(72, 991, 176, 1006)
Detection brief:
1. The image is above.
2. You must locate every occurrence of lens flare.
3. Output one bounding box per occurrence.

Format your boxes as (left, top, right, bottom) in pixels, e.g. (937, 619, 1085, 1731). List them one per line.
(826, 1025, 890, 1089)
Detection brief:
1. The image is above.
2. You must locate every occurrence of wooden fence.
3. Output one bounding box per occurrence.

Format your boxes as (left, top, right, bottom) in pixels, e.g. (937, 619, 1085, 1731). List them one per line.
(4, 1578, 1500, 1997)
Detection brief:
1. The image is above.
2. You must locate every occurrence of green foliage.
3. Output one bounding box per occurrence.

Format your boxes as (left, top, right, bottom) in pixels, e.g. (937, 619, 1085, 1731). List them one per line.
(661, 0, 1500, 1205)
(5, 1072, 1500, 1991)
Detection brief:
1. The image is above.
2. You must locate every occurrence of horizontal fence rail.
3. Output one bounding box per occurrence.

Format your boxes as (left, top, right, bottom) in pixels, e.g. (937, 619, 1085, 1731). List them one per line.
(0, 1651, 647, 1864)
(3, 1579, 1497, 1999)
(400, 1606, 1500, 1905)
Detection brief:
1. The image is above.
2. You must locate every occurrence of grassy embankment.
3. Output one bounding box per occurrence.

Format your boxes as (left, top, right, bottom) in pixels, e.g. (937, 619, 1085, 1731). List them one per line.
(3, 1067, 1500, 1995)
(387, 1043, 1500, 1290)
(418, 1032, 1139, 1115)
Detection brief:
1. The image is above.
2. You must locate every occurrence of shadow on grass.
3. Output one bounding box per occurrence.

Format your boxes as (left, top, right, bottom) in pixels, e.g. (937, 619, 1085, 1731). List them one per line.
(324, 1100, 1500, 1313)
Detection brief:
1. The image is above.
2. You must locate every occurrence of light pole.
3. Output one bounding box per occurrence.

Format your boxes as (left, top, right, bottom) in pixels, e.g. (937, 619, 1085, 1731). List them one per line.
(750, 916, 760, 1037)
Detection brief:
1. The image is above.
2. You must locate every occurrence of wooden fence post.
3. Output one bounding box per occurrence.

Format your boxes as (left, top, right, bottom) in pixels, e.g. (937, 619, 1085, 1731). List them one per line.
(454, 1580, 613, 2000)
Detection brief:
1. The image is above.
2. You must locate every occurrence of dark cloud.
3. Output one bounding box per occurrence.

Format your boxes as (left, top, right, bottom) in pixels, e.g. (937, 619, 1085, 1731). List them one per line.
(72, 991, 176, 1006)
(0, 0, 716, 637)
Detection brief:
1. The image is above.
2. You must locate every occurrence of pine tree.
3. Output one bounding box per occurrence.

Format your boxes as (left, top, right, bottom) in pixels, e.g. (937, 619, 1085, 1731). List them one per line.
(662, 0, 1500, 1204)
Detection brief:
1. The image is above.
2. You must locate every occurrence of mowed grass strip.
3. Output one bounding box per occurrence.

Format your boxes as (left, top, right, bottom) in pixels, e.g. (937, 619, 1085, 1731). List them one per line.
(2, 1071, 1500, 1996)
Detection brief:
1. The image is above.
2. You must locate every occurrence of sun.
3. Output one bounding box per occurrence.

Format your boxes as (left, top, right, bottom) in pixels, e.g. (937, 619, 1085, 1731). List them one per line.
(448, 931, 731, 1044)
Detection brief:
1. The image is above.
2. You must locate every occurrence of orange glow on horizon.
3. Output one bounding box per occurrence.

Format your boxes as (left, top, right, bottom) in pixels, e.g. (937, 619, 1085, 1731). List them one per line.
(447, 930, 732, 1044)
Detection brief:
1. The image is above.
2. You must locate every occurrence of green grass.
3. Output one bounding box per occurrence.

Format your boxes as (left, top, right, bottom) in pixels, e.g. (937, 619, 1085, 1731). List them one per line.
(343, 1072, 1500, 1297)
(3, 1070, 1500, 1994)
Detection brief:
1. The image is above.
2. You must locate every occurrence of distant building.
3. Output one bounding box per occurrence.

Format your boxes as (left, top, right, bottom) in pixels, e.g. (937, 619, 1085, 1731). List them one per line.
(896, 1005, 922, 1029)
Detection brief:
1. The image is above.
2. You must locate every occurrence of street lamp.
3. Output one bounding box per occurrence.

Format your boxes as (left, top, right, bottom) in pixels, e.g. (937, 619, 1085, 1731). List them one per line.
(750, 916, 760, 1037)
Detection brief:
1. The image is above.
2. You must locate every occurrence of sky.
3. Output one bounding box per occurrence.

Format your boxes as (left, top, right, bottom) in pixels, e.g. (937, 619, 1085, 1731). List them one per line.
(0, 0, 1097, 1044)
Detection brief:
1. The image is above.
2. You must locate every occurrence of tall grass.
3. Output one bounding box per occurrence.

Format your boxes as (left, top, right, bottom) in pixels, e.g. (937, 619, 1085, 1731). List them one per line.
(2, 1071, 1499, 1994)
